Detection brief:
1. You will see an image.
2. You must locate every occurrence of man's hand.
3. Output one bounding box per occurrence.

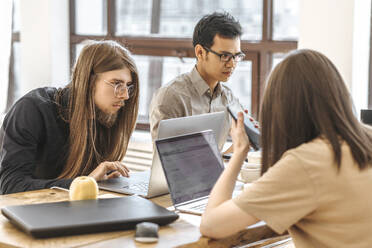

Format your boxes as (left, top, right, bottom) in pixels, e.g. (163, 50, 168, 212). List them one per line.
(88, 161, 130, 181)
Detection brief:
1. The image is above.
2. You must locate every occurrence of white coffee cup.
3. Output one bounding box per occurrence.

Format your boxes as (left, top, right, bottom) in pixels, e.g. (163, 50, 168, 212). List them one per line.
(240, 162, 261, 183)
(247, 151, 261, 164)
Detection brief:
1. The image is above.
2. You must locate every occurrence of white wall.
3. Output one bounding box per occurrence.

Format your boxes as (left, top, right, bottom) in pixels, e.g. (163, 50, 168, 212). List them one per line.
(19, 0, 69, 95)
(0, 0, 13, 116)
(298, 0, 371, 116)
(298, 0, 354, 86)
(50, 0, 70, 88)
(352, 0, 371, 113)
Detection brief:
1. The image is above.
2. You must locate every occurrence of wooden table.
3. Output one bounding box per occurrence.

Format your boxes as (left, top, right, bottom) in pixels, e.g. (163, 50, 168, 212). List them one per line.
(0, 189, 293, 248)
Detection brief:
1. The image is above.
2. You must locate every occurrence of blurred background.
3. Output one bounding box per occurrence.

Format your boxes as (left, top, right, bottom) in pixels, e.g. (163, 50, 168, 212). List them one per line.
(0, 0, 370, 131)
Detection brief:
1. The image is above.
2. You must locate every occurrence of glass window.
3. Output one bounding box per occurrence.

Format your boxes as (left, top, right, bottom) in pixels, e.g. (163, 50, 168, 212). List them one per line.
(115, 0, 262, 40)
(115, 0, 153, 35)
(272, 53, 286, 70)
(12, 42, 21, 101)
(273, 0, 299, 41)
(71, 0, 299, 126)
(12, 0, 20, 33)
(132, 55, 195, 122)
(72, 46, 252, 120)
(7, 42, 22, 111)
(226, 60, 252, 111)
(161, 57, 195, 85)
(74, 43, 85, 61)
(75, 0, 107, 35)
(132, 55, 252, 121)
(160, 0, 262, 40)
(71, 43, 86, 70)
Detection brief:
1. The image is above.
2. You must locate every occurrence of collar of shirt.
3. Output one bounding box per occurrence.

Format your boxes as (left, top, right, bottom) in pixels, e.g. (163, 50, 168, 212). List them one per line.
(190, 66, 222, 97)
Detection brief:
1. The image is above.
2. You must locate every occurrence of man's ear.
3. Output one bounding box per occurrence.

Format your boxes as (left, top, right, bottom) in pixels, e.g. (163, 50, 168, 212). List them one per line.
(194, 44, 204, 61)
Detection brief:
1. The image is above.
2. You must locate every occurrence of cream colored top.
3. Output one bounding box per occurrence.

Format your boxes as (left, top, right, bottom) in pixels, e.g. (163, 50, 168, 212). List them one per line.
(149, 66, 240, 143)
(234, 138, 372, 248)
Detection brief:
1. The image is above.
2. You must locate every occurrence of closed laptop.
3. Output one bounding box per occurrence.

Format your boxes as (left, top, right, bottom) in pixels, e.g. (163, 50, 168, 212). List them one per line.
(2, 195, 178, 238)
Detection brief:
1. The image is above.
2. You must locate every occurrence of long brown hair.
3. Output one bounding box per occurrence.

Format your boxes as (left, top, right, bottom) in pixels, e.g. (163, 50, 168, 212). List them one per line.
(260, 49, 372, 174)
(57, 40, 139, 179)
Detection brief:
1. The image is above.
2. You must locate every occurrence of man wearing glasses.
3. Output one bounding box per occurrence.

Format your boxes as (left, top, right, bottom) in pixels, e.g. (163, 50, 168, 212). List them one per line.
(150, 12, 244, 148)
(0, 41, 139, 194)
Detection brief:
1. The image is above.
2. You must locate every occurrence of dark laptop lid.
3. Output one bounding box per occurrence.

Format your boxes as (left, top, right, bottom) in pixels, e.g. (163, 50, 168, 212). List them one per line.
(2, 195, 178, 238)
(155, 130, 224, 205)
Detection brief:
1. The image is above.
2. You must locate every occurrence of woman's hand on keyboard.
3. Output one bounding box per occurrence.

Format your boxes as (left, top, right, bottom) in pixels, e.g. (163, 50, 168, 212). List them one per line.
(88, 161, 130, 181)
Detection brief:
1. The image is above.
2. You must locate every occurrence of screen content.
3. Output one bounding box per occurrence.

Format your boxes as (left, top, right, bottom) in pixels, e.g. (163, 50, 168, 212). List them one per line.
(157, 131, 224, 204)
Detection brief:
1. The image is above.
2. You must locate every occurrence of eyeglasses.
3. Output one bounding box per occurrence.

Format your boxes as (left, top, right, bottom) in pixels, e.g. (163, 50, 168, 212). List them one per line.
(203, 46, 245, 62)
(103, 79, 136, 98)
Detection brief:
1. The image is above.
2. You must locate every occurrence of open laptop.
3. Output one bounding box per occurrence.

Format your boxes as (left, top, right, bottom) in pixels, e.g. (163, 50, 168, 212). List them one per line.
(98, 111, 226, 198)
(1, 195, 178, 238)
(156, 130, 224, 215)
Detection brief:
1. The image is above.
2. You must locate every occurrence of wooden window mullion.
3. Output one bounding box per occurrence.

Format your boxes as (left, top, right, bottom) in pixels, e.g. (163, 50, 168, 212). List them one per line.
(107, 0, 116, 37)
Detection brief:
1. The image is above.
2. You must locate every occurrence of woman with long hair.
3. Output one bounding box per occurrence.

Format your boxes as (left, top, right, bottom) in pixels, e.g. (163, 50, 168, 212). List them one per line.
(200, 49, 372, 247)
(0, 40, 139, 194)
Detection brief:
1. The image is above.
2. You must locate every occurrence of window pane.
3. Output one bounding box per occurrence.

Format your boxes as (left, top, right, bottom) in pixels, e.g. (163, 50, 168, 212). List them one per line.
(273, 0, 299, 40)
(160, 0, 262, 40)
(132, 55, 194, 122)
(272, 53, 286, 70)
(115, 0, 152, 35)
(70, 46, 252, 123)
(115, 0, 262, 40)
(133, 55, 252, 122)
(7, 42, 22, 111)
(12, 0, 20, 33)
(226, 60, 252, 112)
(73, 43, 86, 65)
(13, 43, 21, 100)
(75, 0, 107, 35)
(135, 57, 252, 121)
(161, 57, 195, 86)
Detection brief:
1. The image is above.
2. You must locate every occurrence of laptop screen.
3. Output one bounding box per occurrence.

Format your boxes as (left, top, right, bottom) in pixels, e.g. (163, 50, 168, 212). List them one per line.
(156, 130, 224, 205)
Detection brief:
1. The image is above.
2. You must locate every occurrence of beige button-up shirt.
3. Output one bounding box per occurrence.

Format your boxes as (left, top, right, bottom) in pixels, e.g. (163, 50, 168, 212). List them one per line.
(149, 66, 241, 148)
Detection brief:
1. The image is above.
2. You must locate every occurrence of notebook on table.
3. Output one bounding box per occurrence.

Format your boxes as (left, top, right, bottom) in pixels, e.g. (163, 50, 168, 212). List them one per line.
(98, 111, 226, 198)
(155, 130, 225, 215)
(1, 195, 179, 238)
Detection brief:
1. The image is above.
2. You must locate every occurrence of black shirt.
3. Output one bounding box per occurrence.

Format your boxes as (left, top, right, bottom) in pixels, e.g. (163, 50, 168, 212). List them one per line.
(0, 87, 73, 194)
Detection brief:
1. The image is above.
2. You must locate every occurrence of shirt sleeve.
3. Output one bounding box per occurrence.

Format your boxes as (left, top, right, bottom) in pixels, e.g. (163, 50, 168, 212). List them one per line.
(0, 98, 73, 194)
(149, 87, 187, 141)
(233, 152, 318, 234)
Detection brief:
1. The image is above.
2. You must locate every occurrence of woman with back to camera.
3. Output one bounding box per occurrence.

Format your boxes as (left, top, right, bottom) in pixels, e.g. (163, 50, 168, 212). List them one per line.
(0, 40, 139, 194)
(200, 49, 372, 247)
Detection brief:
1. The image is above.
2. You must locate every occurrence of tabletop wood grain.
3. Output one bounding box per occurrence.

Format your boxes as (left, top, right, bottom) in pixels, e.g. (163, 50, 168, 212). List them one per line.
(0, 189, 293, 248)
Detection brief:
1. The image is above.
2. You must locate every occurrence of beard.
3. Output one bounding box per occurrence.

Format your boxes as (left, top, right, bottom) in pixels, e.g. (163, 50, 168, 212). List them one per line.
(96, 108, 119, 128)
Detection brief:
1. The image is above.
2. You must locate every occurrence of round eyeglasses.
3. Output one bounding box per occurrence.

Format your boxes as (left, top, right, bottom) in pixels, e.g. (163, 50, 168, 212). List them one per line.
(103, 79, 135, 98)
(203, 46, 245, 62)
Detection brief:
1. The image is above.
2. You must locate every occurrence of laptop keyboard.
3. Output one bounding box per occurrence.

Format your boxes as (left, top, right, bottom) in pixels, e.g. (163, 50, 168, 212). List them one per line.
(189, 202, 207, 211)
(126, 182, 149, 193)
(181, 198, 208, 212)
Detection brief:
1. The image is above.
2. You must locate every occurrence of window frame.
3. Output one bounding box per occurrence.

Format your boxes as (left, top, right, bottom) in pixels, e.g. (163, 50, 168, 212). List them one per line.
(69, 0, 297, 129)
(7, 6, 21, 113)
